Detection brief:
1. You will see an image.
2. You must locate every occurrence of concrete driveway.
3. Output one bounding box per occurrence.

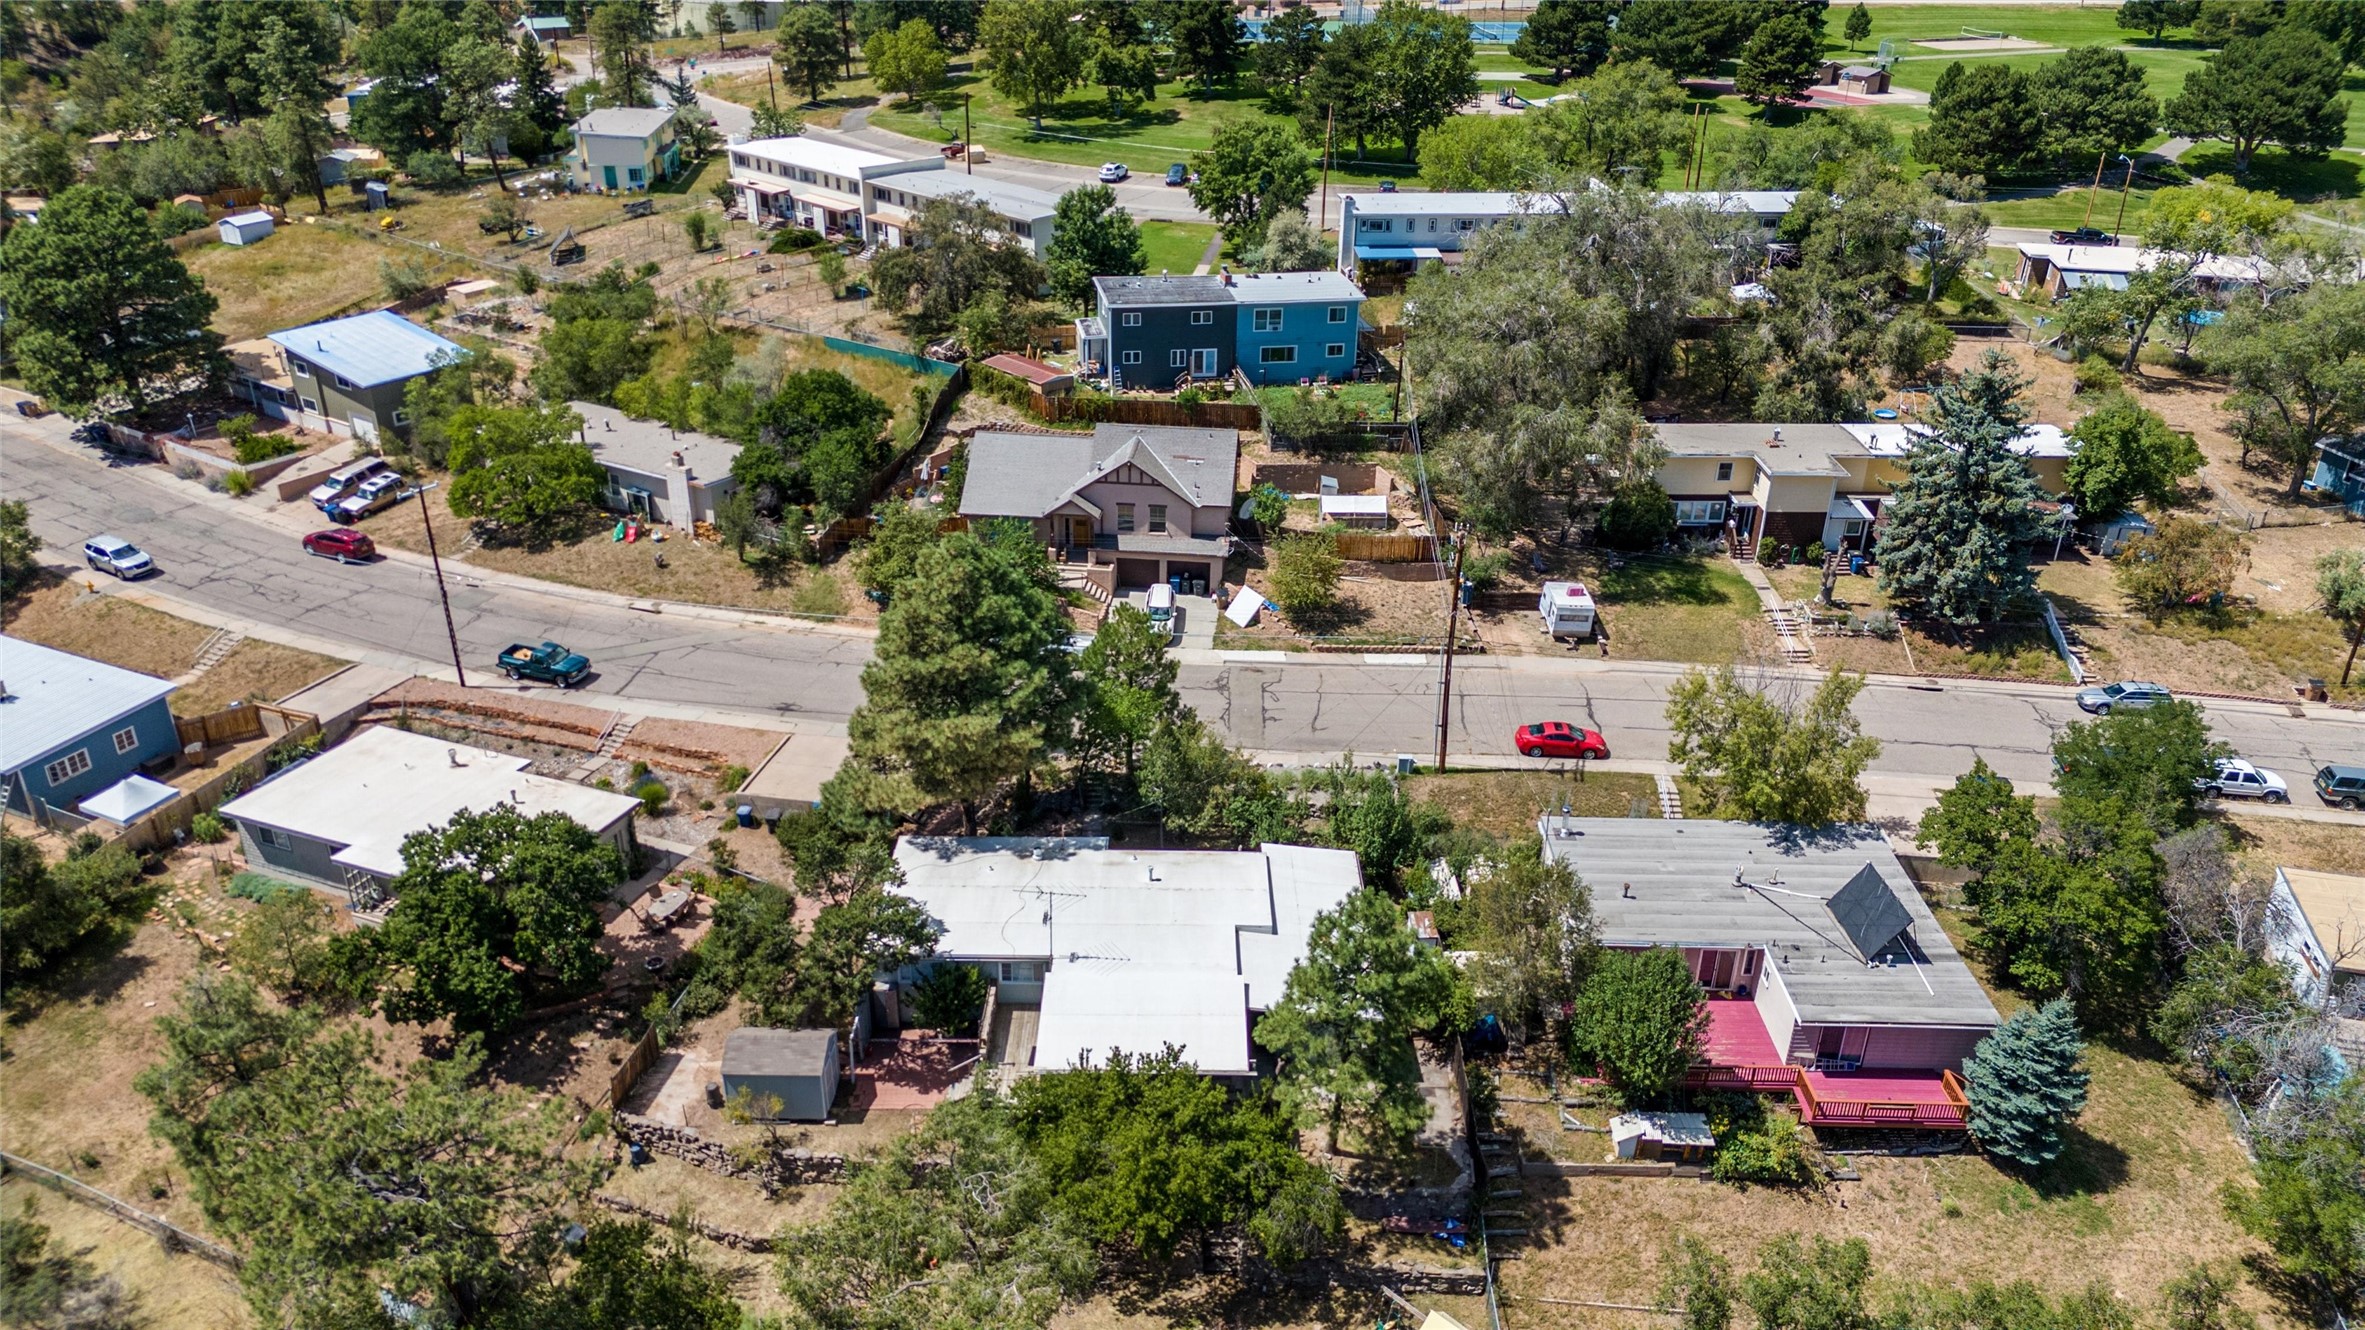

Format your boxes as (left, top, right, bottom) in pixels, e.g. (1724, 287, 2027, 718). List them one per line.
(1119, 590, 1218, 650)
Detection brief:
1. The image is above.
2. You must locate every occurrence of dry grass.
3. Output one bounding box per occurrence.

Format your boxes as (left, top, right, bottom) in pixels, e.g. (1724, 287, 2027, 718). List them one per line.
(1764, 566, 2067, 681)
(171, 641, 348, 716)
(1, 577, 212, 679)
(0, 1182, 251, 1330)
(2219, 809, 2365, 877)
(185, 222, 421, 341)
(2041, 551, 2362, 703)
(1406, 770, 1663, 837)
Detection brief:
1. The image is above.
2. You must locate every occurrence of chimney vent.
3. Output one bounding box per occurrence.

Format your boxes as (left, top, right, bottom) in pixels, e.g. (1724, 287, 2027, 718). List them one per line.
(1621, 882, 1634, 899)
(670, 449, 685, 467)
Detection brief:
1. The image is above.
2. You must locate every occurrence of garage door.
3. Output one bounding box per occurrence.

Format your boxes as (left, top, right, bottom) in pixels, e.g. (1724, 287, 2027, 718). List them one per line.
(1114, 558, 1161, 588)
(1165, 561, 1213, 590)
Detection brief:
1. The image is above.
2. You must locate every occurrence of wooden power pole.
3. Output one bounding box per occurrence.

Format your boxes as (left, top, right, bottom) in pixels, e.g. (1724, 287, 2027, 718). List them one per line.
(412, 482, 469, 689)
(1433, 527, 1468, 772)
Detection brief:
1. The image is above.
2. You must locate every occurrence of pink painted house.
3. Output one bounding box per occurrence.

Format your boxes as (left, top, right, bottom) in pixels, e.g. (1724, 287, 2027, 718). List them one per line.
(1541, 817, 2001, 1129)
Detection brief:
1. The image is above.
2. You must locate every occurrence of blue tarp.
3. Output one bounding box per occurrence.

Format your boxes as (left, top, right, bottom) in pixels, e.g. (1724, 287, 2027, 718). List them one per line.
(1353, 244, 1444, 262)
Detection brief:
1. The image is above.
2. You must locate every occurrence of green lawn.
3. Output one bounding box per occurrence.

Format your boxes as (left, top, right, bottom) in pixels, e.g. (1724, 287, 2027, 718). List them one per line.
(1594, 554, 1763, 664)
(1138, 219, 1220, 275)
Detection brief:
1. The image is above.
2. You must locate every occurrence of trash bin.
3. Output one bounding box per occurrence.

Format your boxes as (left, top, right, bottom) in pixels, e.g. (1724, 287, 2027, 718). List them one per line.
(736, 803, 755, 828)
(1849, 554, 1865, 576)
(2305, 677, 2328, 703)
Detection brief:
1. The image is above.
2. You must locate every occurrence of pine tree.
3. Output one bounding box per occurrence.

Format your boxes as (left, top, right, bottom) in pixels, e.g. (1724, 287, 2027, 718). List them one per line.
(1873, 349, 2048, 625)
(1962, 997, 2089, 1167)
(1844, 2, 1872, 51)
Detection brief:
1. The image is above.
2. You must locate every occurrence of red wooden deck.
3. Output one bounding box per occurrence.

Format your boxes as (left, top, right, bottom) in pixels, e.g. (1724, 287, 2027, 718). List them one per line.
(1685, 998, 1969, 1130)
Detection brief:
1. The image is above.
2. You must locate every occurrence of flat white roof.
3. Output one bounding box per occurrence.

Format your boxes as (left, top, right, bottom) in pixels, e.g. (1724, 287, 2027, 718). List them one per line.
(892, 837, 1361, 1077)
(1842, 421, 2072, 459)
(1344, 188, 1799, 219)
(219, 726, 641, 877)
(730, 136, 899, 178)
(2015, 241, 2270, 284)
(887, 168, 1059, 219)
(569, 400, 741, 482)
(1320, 494, 1389, 516)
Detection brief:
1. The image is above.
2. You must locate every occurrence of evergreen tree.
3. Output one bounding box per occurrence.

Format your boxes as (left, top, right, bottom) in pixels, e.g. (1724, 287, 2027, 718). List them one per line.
(1734, 13, 1824, 110)
(2115, 0, 2198, 44)
(1961, 998, 2089, 1168)
(0, 185, 225, 416)
(1874, 349, 2048, 625)
(1914, 61, 2043, 176)
(1843, 2, 1871, 50)
(1076, 604, 1179, 778)
(2163, 25, 2349, 174)
(1256, 888, 1465, 1151)
(1043, 183, 1145, 309)
(843, 530, 1076, 830)
(2031, 46, 2160, 167)
(1512, 0, 1617, 80)
(1165, 0, 1244, 91)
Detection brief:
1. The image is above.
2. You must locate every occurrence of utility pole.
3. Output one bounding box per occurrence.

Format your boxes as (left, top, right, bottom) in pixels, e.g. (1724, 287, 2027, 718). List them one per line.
(766, 62, 777, 111)
(1432, 525, 1468, 772)
(410, 483, 469, 688)
(2110, 154, 2134, 241)
(964, 94, 973, 173)
(1319, 105, 1334, 232)
(2079, 150, 2107, 227)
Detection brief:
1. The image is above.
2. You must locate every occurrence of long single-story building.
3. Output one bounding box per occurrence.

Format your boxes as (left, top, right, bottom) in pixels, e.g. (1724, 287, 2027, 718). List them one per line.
(887, 837, 1363, 1079)
(2011, 242, 2272, 299)
(569, 400, 742, 531)
(1540, 817, 2001, 1129)
(1336, 187, 1801, 276)
(218, 726, 641, 905)
(0, 637, 182, 825)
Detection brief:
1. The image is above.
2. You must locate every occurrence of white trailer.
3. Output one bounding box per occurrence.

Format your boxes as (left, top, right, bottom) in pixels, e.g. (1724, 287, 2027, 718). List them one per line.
(1539, 581, 1597, 639)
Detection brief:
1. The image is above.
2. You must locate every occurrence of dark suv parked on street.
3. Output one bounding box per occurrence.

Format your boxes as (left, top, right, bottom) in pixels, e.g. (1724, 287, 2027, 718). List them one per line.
(2314, 764, 2365, 810)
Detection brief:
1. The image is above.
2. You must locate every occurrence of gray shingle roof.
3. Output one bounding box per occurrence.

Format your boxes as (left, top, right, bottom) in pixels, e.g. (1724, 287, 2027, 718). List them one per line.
(1094, 274, 1233, 306)
(721, 1027, 835, 1078)
(959, 424, 1238, 520)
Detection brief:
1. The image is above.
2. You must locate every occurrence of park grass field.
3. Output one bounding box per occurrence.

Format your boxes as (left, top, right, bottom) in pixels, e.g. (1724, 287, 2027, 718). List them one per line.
(1138, 219, 1221, 275)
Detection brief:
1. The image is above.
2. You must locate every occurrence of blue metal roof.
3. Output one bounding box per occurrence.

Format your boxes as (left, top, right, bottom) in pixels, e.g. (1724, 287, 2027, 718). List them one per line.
(522, 15, 571, 30)
(0, 637, 176, 773)
(267, 310, 465, 389)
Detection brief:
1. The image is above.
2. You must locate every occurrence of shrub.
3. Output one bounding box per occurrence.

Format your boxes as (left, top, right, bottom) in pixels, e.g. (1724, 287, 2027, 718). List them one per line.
(1462, 549, 1514, 591)
(1805, 541, 1826, 564)
(403, 150, 464, 187)
(1176, 385, 1209, 409)
(226, 871, 307, 902)
(768, 228, 827, 253)
(1265, 387, 1358, 448)
(1864, 610, 1899, 639)
(1599, 481, 1677, 551)
(153, 202, 211, 238)
(1711, 1113, 1818, 1187)
(2074, 354, 2121, 395)
(910, 962, 989, 1033)
(718, 764, 751, 794)
(635, 780, 669, 817)
(1268, 532, 1343, 617)
(628, 760, 651, 781)
(220, 469, 257, 497)
(379, 256, 434, 301)
(1248, 483, 1289, 530)
(189, 812, 229, 844)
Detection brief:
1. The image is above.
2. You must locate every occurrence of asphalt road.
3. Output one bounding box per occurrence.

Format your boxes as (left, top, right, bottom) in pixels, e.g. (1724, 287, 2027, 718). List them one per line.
(11, 420, 2365, 808)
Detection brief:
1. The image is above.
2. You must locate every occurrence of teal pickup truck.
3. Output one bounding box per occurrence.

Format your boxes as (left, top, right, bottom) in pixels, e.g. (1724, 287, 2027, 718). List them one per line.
(496, 641, 592, 687)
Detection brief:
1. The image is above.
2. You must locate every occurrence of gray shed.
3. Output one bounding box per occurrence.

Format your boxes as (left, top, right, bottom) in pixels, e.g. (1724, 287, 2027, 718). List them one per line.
(719, 1027, 840, 1122)
(218, 210, 275, 245)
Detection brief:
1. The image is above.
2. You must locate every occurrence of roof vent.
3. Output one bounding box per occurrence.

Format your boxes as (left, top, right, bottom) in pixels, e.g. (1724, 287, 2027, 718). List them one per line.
(447, 748, 463, 767)
(1621, 882, 1634, 899)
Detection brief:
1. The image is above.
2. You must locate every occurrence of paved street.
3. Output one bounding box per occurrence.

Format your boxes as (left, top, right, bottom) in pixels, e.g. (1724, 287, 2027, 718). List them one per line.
(10, 422, 2364, 817)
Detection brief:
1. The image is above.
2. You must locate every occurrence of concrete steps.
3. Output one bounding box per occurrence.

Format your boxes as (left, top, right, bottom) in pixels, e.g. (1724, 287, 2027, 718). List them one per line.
(188, 629, 245, 677)
(1765, 607, 1815, 663)
(1654, 774, 1683, 818)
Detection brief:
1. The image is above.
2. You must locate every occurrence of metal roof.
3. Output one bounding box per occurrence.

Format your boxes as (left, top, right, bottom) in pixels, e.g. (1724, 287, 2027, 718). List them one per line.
(1539, 818, 2001, 1030)
(218, 726, 640, 878)
(266, 310, 465, 389)
(891, 837, 1361, 1076)
(721, 1027, 836, 1077)
(0, 637, 176, 774)
(573, 107, 675, 140)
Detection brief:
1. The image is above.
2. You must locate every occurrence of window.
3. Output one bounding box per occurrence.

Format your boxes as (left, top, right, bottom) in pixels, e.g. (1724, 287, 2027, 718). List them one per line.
(1259, 345, 1296, 365)
(1325, 343, 1346, 358)
(1120, 350, 1141, 365)
(300, 396, 320, 413)
(998, 961, 1040, 982)
(1328, 306, 1348, 323)
(1457, 218, 1477, 231)
(1170, 349, 1188, 368)
(1427, 217, 1438, 232)
(1148, 504, 1167, 533)
(392, 408, 412, 426)
(111, 725, 139, 756)
(1673, 499, 1727, 526)
(1190, 309, 1214, 326)
(1120, 311, 1142, 327)
(256, 825, 292, 851)
(1359, 217, 1392, 233)
(43, 749, 91, 785)
(1251, 308, 1283, 332)
(1117, 504, 1136, 533)
(1716, 462, 1733, 482)
(291, 360, 311, 378)
(333, 375, 355, 391)
(627, 167, 645, 185)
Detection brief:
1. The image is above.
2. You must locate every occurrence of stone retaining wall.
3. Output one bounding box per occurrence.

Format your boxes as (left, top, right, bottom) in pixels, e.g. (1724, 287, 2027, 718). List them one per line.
(592, 1193, 775, 1251)
(617, 1114, 846, 1193)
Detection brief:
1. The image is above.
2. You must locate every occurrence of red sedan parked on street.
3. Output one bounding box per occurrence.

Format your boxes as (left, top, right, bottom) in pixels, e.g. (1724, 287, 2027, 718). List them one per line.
(302, 528, 377, 564)
(1514, 721, 1608, 760)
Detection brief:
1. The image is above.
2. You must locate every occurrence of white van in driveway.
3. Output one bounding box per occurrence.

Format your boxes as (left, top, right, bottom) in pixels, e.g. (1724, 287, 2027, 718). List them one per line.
(310, 457, 392, 511)
(1145, 581, 1175, 622)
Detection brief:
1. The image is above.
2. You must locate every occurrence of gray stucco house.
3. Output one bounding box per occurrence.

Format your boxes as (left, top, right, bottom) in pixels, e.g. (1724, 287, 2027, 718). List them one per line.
(571, 401, 741, 531)
(0, 637, 181, 824)
(239, 310, 466, 444)
(958, 423, 1237, 591)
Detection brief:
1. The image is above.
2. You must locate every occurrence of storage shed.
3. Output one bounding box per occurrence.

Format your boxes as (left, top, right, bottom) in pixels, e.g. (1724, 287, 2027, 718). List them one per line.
(218, 210, 275, 245)
(1318, 493, 1391, 528)
(1610, 1111, 1716, 1162)
(719, 1027, 840, 1121)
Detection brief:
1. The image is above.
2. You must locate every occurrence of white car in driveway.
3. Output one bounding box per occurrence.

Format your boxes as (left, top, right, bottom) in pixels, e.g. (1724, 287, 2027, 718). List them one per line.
(1097, 162, 1130, 183)
(331, 474, 406, 523)
(2196, 758, 2289, 803)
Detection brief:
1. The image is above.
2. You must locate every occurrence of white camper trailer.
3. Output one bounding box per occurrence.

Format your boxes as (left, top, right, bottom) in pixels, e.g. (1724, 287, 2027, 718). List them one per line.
(1539, 581, 1597, 639)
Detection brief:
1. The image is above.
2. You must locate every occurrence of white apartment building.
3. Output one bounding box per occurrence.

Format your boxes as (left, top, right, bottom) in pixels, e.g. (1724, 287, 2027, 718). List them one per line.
(727, 136, 1065, 255)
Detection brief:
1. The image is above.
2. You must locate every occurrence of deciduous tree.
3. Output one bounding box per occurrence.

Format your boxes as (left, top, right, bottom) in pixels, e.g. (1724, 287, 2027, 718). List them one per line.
(1966, 792, 2167, 1017)
(0, 500, 40, 598)
(2051, 699, 2225, 832)
(1257, 887, 1465, 1151)
(2115, 0, 2199, 44)
(1370, 0, 1479, 164)
(2224, 1077, 2365, 1303)
(2163, 25, 2350, 174)
(863, 17, 946, 103)
(1267, 532, 1343, 618)
(2318, 548, 2365, 687)
(1743, 1235, 1875, 1330)
(1571, 944, 1706, 1104)
(1513, 0, 1617, 80)
(1962, 997, 2090, 1167)
(1248, 207, 1329, 272)
(1917, 759, 2039, 877)
(1532, 59, 1688, 181)
(1874, 350, 2047, 624)
(2112, 516, 2248, 619)
(1044, 183, 1145, 308)
(1417, 113, 1547, 191)
(868, 194, 1050, 333)
(1187, 119, 1316, 247)
(444, 401, 605, 540)
(1665, 667, 1882, 825)
(2199, 281, 2365, 496)
(1255, 6, 1328, 95)
(0, 185, 224, 416)
(1465, 843, 1596, 1050)
(979, 0, 1088, 128)
(2063, 391, 2202, 518)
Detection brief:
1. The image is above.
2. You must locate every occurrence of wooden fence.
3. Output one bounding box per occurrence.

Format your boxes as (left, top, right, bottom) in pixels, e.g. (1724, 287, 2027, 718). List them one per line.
(1336, 532, 1436, 563)
(175, 702, 270, 749)
(0, 1150, 242, 1271)
(123, 710, 321, 852)
(1040, 395, 1264, 430)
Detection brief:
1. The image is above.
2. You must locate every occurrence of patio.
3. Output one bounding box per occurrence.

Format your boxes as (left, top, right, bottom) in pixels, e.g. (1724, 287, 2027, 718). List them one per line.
(1686, 997, 1970, 1130)
(849, 1031, 980, 1111)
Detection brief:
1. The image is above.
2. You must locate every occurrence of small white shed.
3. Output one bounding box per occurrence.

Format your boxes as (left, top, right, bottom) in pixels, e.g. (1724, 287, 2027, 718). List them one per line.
(1319, 494, 1391, 528)
(1539, 581, 1597, 638)
(1610, 1111, 1715, 1162)
(218, 210, 275, 245)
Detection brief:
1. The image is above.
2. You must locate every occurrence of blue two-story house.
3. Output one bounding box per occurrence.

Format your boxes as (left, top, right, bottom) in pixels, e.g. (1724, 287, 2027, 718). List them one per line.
(1077, 271, 1364, 390)
(1, 636, 182, 825)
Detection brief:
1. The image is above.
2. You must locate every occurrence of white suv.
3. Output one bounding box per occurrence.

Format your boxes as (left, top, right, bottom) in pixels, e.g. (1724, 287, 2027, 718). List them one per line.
(2196, 758, 2289, 803)
(82, 533, 156, 579)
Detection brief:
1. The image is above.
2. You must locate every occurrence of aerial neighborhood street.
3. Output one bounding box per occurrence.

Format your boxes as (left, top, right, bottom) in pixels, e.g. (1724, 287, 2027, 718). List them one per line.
(3, 2, 2365, 1329)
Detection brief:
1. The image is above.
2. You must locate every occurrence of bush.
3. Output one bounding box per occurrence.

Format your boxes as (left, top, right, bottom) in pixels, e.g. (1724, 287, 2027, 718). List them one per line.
(1247, 483, 1289, 530)
(1805, 541, 1826, 564)
(1265, 387, 1359, 448)
(189, 812, 229, 844)
(910, 962, 989, 1033)
(1599, 481, 1678, 551)
(1176, 385, 1209, 409)
(220, 469, 257, 497)
(153, 202, 211, 238)
(1710, 1113, 1818, 1187)
(718, 764, 751, 794)
(635, 781, 669, 817)
(403, 150, 464, 187)
(379, 256, 434, 301)
(767, 227, 827, 254)
(628, 760, 651, 781)
(1462, 549, 1514, 591)
(2074, 353, 2121, 395)
(1268, 532, 1343, 617)
(225, 871, 307, 902)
